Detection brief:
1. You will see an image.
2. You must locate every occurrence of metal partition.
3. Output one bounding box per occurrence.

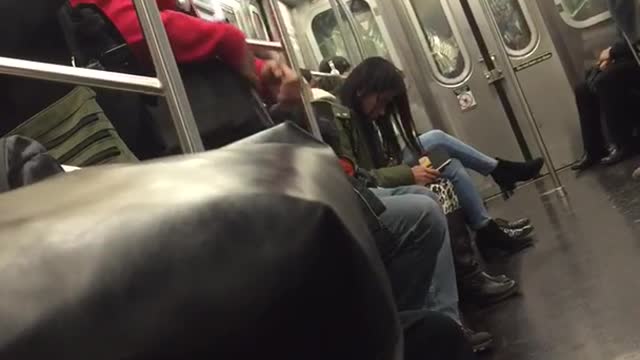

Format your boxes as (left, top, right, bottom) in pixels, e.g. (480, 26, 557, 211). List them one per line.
(0, 0, 321, 152)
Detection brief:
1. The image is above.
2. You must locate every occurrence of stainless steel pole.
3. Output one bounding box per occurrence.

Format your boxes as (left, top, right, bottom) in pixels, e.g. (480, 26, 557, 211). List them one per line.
(479, 0, 564, 196)
(335, 0, 368, 58)
(328, 0, 363, 64)
(265, 0, 323, 140)
(0, 56, 164, 95)
(246, 39, 284, 52)
(132, 0, 204, 154)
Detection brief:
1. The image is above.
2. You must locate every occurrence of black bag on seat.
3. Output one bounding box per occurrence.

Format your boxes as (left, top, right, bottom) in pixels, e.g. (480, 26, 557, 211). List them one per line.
(0, 125, 401, 360)
(0, 135, 63, 193)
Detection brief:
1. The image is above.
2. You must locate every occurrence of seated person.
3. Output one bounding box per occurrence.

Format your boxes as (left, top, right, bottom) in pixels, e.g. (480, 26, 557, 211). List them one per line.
(68, 0, 301, 108)
(572, 42, 640, 170)
(345, 162, 492, 353)
(314, 56, 352, 97)
(331, 57, 541, 260)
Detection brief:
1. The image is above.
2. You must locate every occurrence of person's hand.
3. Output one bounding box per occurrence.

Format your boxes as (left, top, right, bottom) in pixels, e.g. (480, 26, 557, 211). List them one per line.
(599, 59, 611, 71)
(261, 61, 303, 107)
(599, 47, 612, 63)
(412, 165, 440, 186)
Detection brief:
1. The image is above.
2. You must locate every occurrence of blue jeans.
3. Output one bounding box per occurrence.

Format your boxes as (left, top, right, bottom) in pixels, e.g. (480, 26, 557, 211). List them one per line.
(405, 130, 495, 230)
(371, 186, 461, 324)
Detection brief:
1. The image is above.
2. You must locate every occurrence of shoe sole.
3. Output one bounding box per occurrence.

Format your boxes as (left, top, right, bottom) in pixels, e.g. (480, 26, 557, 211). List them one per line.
(473, 338, 494, 353)
(463, 283, 520, 308)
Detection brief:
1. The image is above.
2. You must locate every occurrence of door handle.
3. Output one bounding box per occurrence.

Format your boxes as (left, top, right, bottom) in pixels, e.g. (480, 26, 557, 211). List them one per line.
(484, 69, 504, 84)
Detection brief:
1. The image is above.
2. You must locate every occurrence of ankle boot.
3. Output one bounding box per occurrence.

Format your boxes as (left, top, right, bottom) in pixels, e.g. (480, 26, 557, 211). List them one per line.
(460, 272, 519, 306)
(476, 220, 533, 261)
(491, 157, 544, 197)
(494, 217, 531, 230)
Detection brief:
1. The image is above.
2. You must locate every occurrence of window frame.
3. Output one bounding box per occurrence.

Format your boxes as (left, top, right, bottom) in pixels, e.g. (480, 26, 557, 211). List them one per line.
(403, 0, 472, 86)
(554, 0, 611, 29)
(249, 4, 270, 40)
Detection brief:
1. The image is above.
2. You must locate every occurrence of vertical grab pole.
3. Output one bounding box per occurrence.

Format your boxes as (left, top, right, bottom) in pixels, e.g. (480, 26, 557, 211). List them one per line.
(335, 0, 368, 58)
(264, 0, 323, 140)
(478, 0, 564, 196)
(328, 0, 363, 64)
(132, 0, 205, 154)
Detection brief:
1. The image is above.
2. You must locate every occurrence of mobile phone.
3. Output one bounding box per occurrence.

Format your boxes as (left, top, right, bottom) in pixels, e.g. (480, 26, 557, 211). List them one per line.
(427, 148, 452, 172)
(436, 159, 453, 172)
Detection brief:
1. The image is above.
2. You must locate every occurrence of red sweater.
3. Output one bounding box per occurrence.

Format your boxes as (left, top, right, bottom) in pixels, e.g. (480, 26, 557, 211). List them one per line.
(69, 0, 265, 76)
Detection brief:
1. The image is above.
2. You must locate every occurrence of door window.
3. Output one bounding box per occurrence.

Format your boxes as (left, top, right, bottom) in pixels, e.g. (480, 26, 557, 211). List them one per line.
(250, 7, 269, 40)
(408, 0, 470, 84)
(311, 1, 390, 60)
(556, 0, 611, 28)
(312, 9, 350, 60)
(348, 0, 391, 58)
(487, 0, 538, 57)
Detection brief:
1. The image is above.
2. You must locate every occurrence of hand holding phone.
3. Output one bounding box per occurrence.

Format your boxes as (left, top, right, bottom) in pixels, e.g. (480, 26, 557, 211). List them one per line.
(412, 165, 441, 186)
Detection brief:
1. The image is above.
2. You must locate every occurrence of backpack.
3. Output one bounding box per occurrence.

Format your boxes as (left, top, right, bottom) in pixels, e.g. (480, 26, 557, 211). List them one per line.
(0, 136, 64, 194)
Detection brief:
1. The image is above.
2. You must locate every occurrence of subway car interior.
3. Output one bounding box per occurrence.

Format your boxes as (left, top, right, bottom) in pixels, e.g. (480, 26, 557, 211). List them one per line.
(2, 0, 640, 359)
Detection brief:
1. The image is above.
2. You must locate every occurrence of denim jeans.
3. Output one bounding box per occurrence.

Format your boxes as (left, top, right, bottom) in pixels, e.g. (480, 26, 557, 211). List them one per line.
(404, 130, 494, 230)
(371, 186, 461, 324)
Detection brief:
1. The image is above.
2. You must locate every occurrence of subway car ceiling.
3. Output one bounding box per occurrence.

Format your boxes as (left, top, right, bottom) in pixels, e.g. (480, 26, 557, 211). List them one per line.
(192, 0, 620, 198)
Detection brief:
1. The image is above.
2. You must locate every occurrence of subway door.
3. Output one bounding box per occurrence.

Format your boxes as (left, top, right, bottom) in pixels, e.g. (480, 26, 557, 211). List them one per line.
(400, 0, 527, 196)
(468, 0, 583, 170)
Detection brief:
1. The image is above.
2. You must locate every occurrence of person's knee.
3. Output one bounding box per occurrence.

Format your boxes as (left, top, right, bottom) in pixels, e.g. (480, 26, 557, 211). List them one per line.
(420, 129, 447, 146)
(442, 158, 464, 178)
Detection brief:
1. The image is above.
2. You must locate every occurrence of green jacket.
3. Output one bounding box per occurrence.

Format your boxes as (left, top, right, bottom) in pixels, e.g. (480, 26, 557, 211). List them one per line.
(318, 99, 415, 188)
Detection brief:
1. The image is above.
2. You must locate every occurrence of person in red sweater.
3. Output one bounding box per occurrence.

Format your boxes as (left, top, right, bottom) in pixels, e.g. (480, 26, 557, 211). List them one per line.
(68, 0, 300, 106)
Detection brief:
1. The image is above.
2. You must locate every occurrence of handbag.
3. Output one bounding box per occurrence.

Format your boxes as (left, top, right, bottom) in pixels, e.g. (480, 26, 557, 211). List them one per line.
(8, 87, 138, 167)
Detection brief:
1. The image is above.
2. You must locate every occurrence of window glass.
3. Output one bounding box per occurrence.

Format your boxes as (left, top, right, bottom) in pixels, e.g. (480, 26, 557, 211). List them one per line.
(409, 0, 467, 81)
(312, 9, 350, 59)
(252, 11, 269, 40)
(348, 0, 391, 58)
(488, 0, 535, 54)
(561, 0, 609, 21)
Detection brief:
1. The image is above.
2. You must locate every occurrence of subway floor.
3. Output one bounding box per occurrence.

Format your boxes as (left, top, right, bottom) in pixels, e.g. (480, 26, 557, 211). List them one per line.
(476, 156, 640, 360)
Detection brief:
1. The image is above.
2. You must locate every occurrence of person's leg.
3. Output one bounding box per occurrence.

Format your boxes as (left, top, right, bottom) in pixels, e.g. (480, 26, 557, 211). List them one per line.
(439, 159, 490, 230)
(402, 310, 477, 360)
(376, 190, 460, 323)
(596, 62, 640, 150)
(573, 81, 607, 159)
(415, 130, 544, 195)
(417, 130, 498, 175)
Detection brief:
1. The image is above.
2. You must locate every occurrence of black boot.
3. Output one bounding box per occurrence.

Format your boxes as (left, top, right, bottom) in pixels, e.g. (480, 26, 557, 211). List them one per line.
(476, 220, 534, 261)
(491, 157, 544, 197)
(502, 224, 534, 240)
(460, 272, 519, 306)
(495, 217, 531, 230)
(462, 326, 493, 353)
(600, 145, 627, 166)
(571, 154, 597, 171)
(484, 272, 510, 283)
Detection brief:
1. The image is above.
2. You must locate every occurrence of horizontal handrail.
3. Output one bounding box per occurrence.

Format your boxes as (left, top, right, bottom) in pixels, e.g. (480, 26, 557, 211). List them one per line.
(246, 39, 284, 51)
(0, 56, 164, 96)
(309, 70, 347, 79)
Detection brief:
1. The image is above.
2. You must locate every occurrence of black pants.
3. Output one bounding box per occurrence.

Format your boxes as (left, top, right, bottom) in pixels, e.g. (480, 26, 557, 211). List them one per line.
(575, 62, 640, 158)
(402, 311, 476, 360)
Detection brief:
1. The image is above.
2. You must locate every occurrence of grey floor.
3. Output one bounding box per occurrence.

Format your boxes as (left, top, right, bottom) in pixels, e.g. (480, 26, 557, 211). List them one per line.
(476, 157, 640, 360)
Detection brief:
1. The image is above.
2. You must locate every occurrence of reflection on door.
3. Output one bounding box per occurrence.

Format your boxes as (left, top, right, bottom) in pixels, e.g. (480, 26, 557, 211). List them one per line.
(487, 0, 537, 56)
(312, 9, 350, 59)
(408, 0, 469, 84)
(556, 0, 611, 27)
(311, 1, 390, 60)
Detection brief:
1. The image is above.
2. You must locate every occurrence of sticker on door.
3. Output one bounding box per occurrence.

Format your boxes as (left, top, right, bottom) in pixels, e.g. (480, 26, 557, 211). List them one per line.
(454, 86, 477, 112)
